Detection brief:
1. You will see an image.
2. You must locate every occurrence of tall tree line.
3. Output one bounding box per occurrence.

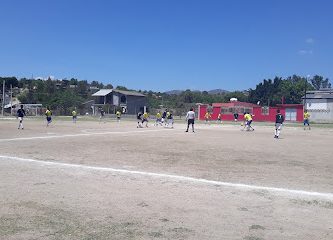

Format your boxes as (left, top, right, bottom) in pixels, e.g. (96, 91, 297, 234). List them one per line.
(248, 75, 331, 106)
(1, 74, 331, 114)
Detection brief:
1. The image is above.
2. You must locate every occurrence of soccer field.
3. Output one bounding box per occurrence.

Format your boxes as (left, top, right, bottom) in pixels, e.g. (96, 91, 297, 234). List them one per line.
(0, 118, 332, 240)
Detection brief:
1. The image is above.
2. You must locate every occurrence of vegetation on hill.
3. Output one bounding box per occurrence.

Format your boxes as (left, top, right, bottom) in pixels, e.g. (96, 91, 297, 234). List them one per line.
(0, 74, 331, 115)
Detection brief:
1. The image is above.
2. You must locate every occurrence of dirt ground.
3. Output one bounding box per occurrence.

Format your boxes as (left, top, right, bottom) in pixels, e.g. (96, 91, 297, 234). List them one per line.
(0, 117, 332, 240)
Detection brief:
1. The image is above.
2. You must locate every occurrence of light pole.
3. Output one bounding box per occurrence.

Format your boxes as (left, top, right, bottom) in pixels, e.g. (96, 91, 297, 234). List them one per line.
(1, 80, 5, 116)
(304, 75, 311, 111)
(158, 95, 164, 108)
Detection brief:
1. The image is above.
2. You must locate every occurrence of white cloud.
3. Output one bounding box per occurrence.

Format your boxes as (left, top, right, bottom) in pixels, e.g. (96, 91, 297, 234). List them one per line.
(306, 38, 314, 44)
(298, 49, 313, 55)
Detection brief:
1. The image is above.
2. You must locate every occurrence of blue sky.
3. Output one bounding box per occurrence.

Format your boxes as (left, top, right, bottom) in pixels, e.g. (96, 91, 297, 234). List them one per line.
(0, 0, 332, 92)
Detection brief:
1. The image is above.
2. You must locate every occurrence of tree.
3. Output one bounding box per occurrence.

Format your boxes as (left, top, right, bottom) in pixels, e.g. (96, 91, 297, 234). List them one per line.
(182, 90, 194, 103)
(116, 86, 128, 90)
(0, 77, 19, 88)
(105, 83, 113, 89)
(249, 75, 316, 105)
(76, 80, 88, 98)
(311, 75, 331, 90)
(45, 78, 56, 95)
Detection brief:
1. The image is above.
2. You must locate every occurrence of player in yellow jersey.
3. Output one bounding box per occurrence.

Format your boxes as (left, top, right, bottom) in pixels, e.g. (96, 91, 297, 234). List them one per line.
(204, 112, 211, 124)
(72, 109, 77, 123)
(165, 111, 171, 127)
(243, 112, 254, 131)
(45, 107, 52, 127)
(142, 112, 149, 128)
(154, 112, 162, 126)
(116, 110, 121, 122)
(303, 110, 311, 130)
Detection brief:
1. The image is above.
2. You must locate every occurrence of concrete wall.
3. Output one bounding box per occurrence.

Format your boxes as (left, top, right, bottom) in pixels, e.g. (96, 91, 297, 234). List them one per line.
(124, 95, 147, 115)
(306, 99, 333, 123)
(94, 93, 147, 115)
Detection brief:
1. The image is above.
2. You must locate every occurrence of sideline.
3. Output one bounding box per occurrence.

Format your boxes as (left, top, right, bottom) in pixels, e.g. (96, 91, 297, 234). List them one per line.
(1, 155, 332, 200)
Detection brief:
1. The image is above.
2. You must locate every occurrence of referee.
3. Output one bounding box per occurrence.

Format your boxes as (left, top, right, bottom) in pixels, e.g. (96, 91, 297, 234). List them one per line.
(185, 108, 195, 133)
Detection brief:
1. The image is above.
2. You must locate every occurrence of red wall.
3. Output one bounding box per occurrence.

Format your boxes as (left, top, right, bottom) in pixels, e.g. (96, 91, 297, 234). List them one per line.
(198, 105, 207, 120)
(296, 108, 304, 122)
(198, 104, 303, 122)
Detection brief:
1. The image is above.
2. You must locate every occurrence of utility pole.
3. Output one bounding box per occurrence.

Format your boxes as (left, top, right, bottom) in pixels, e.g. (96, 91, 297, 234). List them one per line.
(2, 80, 5, 116)
(304, 78, 307, 111)
(10, 84, 13, 116)
(304, 75, 310, 111)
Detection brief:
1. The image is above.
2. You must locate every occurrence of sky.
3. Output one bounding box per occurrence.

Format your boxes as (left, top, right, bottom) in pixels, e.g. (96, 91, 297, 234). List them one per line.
(0, 0, 332, 92)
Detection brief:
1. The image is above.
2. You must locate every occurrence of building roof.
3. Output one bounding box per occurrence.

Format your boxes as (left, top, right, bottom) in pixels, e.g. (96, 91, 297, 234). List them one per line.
(92, 89, 146, 97)
(113, 89, 146, 97)
(212, 101, 258, 108)
(302, 90, 333, 99)
(276, 104, 303, 108)
(92, 89, 113, 96)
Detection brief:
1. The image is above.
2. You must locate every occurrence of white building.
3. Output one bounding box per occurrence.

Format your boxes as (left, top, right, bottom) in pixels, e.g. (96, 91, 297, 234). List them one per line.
(303, 90, 333, 123)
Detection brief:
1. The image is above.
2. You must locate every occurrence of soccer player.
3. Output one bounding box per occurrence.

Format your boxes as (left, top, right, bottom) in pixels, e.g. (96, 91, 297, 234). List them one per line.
(185, 108, 195, 132)
(167, 111, 174, 128)
(142, 112, 149, 128)
(274, 109, 284, 139)
(17, 105, 26, 130)
(204, 111, 211, 124)
(72, 109, 77, 123)
(162, 109, 167, 125)
(99, 108, 105, 123)
(116, 110, 121, 122)
(243, 112, 254, 131)
(45, 107, 52, 127)
(137, 112, 143, 128)
(234, 112, 239, 122)
(155, 112, 162, 126)
(165, 111, 171, 127)
(217, 113, 222, 123)
(303, 110, 311, 130)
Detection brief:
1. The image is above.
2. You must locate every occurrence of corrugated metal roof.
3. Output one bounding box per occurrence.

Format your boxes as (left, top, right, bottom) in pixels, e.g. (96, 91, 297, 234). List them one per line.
(212, 101, 258, 107)
(92, 89, 146, 97)
(113, 89, 146, 97)
(92, 89, 113, 96)
(302, 92, 333, 99)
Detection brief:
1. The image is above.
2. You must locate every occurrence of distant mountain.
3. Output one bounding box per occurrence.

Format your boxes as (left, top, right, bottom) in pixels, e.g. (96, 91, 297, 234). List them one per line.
(164, 89, 229, 95)
(207, 89, 230, 94)
(164, 90, 183, 95)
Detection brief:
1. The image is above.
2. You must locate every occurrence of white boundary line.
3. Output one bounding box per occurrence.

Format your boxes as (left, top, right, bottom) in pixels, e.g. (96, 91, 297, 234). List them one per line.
(1, 155, 332, 200)
(0, 129, 170, 142)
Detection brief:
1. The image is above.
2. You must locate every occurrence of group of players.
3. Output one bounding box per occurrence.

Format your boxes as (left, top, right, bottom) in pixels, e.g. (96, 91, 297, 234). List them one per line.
(16, 105, 53, 129)
(15, 105, 312, 138)
(202, 108, 311, 138)
(136, 109, 175, 128)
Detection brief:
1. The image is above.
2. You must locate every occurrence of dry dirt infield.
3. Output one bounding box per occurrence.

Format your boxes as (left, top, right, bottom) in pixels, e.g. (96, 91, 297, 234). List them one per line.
(0, 118, 332, 240)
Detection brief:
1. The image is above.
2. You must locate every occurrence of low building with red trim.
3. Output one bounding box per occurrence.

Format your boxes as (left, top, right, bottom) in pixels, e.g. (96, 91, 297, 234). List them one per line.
(198, 101, 303, 122)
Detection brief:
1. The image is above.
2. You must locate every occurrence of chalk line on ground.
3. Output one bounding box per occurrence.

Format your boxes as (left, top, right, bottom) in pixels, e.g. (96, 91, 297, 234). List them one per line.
(1, 155, 332, 200)
(0, 129, 171, 142)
